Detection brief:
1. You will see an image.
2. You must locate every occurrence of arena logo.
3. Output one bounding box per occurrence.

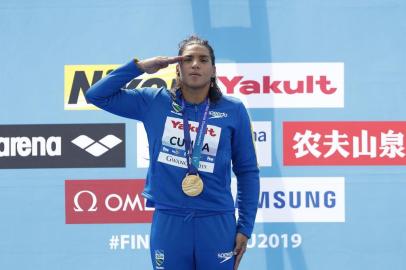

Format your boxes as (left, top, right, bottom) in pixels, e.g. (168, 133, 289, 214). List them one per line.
(71, 134, 122, 157)
(65, 63, 343, 110)
(231, 177, 345, 222)
(0, 124, 125, 169)
(0, 136, 61, 157)
(65, 179, 153, 224)
(137, 121, 272, 168)
(252, 121, 272, 166)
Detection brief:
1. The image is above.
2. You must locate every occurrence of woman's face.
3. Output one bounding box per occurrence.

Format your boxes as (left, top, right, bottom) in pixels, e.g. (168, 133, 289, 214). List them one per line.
(177, 44, 216, 91)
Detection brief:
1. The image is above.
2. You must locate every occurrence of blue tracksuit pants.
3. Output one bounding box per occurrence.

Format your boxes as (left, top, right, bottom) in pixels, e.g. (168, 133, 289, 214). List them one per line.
(150, 209, 237, 270)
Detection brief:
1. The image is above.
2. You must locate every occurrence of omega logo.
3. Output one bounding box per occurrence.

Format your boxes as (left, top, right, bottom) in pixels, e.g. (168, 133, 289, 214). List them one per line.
(72, 190, 153, 212)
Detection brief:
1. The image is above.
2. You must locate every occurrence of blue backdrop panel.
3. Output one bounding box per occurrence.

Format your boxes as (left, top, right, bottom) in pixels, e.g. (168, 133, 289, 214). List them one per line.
(1, 0, 405, 269)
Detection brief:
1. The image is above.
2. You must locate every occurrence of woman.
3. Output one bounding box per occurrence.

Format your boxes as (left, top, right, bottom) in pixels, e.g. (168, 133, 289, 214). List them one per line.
(86, 35, 259, 270)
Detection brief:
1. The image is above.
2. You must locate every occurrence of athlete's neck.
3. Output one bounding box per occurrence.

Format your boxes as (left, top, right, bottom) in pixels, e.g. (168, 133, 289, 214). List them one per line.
(181, 86, 209, 104)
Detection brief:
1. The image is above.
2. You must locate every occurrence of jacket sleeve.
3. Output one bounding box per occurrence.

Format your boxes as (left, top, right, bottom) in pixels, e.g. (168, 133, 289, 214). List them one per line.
(85, 59, 156, 122)
(231, 102, 260, 239)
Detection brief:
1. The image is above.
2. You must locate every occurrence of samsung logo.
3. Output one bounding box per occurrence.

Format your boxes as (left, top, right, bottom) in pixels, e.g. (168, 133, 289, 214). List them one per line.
(231, 177, 345, 222)
(259, 191, 336, 209)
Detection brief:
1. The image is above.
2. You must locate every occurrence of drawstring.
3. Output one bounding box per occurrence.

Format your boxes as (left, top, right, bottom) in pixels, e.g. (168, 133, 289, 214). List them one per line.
(157, 208, 233, 221)
(184, 211, 195, 222)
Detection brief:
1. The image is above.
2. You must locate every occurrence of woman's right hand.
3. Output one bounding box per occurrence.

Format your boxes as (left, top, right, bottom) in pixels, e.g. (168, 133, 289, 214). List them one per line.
(137, 56, 184, 74)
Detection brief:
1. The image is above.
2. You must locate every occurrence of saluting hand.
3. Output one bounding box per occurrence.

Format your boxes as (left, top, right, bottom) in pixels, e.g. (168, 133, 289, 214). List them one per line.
(137, 56, 184, 74)
(234, 232, 248, 270)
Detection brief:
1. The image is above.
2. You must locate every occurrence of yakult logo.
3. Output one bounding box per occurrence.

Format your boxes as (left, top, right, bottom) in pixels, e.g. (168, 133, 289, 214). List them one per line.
(218, 75, 336, 95)
(171, 120, 217, 137)
(216, 63, 344, 108)
(65, 180, 154, 224)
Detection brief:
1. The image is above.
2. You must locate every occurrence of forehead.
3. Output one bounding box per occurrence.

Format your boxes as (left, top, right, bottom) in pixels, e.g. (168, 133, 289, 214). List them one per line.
(181, 44, 210, 57)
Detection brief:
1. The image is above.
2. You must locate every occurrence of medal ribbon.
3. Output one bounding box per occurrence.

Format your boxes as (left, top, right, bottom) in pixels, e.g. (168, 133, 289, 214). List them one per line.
(181, 97, 210, 175)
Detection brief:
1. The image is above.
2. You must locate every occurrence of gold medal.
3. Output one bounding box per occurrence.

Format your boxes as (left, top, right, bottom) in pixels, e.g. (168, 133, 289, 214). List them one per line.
(182, 174, 204, 197)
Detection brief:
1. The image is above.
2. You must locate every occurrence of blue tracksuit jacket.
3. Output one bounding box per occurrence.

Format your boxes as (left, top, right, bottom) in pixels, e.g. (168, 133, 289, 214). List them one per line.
(85, 60, 260, 238)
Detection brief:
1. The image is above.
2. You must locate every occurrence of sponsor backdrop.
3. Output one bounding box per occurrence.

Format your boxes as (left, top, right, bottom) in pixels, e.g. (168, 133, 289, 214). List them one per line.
(0, 0, 405, 269)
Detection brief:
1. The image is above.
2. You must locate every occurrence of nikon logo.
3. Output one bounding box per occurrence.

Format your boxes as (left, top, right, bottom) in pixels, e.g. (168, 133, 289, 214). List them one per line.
(0, 136, 61, 157)
(0, 124, 125, 169)
(64, 64, 176, 110)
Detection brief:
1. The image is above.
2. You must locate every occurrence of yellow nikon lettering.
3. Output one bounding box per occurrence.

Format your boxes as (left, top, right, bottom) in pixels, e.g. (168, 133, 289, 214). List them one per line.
(64, 64, 177, 110)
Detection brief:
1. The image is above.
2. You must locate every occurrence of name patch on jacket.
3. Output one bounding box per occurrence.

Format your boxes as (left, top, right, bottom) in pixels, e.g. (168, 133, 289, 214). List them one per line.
(157, 116, 221, 173)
